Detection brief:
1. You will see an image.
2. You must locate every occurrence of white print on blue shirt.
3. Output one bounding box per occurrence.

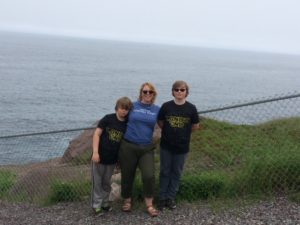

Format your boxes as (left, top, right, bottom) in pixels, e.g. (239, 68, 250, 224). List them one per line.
(133, 108, 157, 116)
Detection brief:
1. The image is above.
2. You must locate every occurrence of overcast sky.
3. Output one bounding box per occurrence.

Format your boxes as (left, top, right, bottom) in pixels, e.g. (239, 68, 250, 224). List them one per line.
(1, 0, 300, 54)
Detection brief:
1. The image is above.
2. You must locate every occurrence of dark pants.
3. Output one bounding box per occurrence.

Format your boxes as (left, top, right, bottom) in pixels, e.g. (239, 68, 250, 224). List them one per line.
(159, 147, 187, 200)
(119, 140, 156, 198)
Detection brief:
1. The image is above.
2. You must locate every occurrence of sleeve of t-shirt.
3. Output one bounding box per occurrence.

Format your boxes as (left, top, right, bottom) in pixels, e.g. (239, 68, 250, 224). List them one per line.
(191, 105, 199, 124)
(97, 115, 108, 129)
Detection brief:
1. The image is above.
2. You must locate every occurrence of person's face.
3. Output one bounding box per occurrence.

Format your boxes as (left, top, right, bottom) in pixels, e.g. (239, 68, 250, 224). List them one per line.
(173, 85, 187, 100)
(116, 107, 129, 118)
(141, 85, 154, 104)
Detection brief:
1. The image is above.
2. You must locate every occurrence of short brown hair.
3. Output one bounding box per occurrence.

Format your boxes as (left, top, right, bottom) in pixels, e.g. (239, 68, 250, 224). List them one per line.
(138, 82, 157, 104)
(172, 80, 189, 97)
(115, 97, 133, 111)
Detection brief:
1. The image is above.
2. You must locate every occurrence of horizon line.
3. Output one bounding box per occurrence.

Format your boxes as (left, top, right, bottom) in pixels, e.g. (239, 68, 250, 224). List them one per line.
(1, 28, 300, 57)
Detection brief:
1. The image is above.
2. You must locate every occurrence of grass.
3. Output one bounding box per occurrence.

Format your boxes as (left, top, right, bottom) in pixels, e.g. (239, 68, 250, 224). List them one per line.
(0, 170, 16, 198)
(179, 117, 300, 201)
(46, 179, 90, 205)
(1, 117, 299, 205)
(288, 192, 300, 203)
(127, 117, 299, 204)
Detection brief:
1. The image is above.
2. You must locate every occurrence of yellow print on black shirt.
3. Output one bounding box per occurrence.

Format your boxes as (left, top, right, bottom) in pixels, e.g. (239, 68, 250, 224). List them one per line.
(107, 128, 123, 142)
(166, 116, 190, 128)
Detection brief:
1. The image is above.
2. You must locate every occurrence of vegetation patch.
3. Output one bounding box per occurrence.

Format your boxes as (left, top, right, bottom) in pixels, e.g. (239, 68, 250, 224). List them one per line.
(0, 170, 16, 198)
(2, 117, 299, 205)
(185, 117, 300, 200)
(124, 117, 300, 203)
(47, 180, 90, 204)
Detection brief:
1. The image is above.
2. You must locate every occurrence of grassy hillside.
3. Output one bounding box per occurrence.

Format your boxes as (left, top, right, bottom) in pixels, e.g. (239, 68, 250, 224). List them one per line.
(177, 117, 300, 200)
(1, 117, 299, 204)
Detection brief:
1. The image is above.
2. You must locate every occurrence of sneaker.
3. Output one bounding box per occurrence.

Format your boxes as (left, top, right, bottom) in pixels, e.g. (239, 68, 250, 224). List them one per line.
(93, 208, 104, 216)
(166, 199, 176, 210)
(102, 206, 113, 212)
(157, 199, 167, 211)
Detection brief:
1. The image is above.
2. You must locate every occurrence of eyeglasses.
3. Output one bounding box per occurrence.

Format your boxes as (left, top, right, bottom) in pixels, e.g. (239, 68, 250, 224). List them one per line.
(142, 90, 154, 95)
(174, 88, 186, 92)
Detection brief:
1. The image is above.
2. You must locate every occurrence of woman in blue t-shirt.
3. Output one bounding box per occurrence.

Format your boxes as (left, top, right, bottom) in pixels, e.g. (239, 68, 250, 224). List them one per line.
(119, 82, 160, 217)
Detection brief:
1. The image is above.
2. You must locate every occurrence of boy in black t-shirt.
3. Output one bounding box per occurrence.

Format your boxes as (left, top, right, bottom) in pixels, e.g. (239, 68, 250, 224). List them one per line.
(157, 81, 199, 210)
(91, 97, 132, 216)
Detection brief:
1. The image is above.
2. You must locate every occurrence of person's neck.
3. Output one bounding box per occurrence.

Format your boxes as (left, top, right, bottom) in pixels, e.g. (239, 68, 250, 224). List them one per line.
(116, 114, 125, 121)
(141, 100, 152, 105)
(174, 98, 186, 105)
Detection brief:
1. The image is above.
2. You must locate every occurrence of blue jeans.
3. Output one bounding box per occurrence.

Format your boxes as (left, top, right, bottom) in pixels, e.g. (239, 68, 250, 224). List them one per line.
(159, 147, 187, 200)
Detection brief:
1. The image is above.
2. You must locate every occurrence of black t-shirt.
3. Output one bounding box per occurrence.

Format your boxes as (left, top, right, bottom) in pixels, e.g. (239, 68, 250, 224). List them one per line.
(158, 100, 199, 154)
(97, 113, 127, 164)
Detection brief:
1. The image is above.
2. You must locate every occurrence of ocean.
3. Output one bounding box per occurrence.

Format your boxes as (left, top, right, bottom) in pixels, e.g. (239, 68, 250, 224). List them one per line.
(1, 31, 300, 164)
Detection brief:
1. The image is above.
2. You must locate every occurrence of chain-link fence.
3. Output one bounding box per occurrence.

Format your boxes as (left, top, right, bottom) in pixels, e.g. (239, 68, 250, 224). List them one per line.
(0, 93, 299, 205)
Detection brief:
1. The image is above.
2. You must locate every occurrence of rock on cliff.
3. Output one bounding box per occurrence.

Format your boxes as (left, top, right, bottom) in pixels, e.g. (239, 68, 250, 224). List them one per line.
(60, 127, 95, 164)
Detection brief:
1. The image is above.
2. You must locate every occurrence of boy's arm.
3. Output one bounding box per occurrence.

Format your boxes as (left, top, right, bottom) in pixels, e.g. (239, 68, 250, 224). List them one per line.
(157, 120, 164, 129)
(92, 128, 103, 163)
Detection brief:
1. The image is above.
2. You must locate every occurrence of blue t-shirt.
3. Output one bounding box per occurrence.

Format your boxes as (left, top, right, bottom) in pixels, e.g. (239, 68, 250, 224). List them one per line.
(124, 101, 160, 145)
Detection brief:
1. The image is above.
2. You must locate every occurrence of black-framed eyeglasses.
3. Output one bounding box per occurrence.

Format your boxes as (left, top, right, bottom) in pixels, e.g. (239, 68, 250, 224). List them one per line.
(174, 88, 186, 92)
(142, 90, 154, 94)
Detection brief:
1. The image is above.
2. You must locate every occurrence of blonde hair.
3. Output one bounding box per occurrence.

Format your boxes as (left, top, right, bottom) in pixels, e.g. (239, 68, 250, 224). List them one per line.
(138, 82, 157, 104)
(115, 97, 133, 111)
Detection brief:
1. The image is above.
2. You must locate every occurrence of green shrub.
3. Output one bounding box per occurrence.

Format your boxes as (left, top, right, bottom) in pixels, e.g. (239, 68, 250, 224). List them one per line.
(48, 180, 90, 203)
(234, 155, 300, 195)
(0, 170, 16, 198)
(177, 172, 228, 201)
(288, 192, 300, 203)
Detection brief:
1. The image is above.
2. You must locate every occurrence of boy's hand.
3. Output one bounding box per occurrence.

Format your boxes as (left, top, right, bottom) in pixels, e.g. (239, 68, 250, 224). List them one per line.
(115, 161, 120, 170)
(115, 161, 121, 173)
(92, 152, 100, 163)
